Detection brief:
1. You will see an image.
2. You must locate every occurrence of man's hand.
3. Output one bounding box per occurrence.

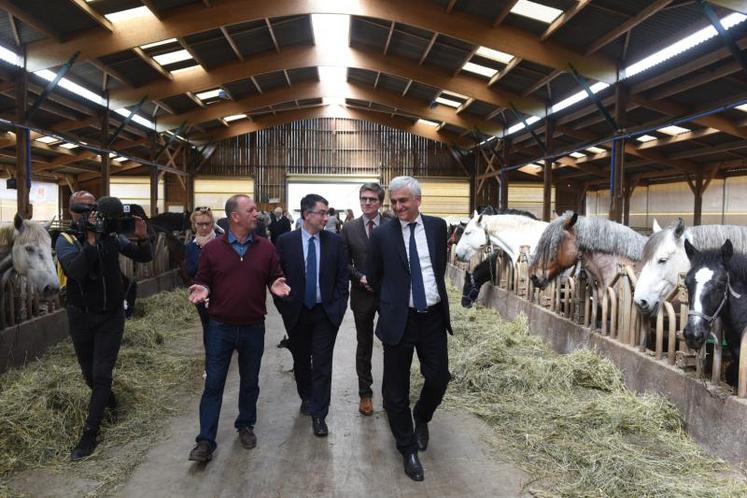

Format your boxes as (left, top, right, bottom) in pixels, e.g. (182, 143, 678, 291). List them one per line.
(133, 216, 147, 240)
(270, 277, 291, 297)
(359, 275, 374, 293)
(189, 284, 209, 304)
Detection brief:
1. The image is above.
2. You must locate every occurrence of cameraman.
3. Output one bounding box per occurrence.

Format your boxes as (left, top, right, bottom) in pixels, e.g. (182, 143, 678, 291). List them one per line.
(56, 190, 152, 460)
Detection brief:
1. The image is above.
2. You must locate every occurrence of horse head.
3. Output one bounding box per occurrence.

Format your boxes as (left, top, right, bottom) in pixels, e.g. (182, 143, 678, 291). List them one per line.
(529, 211, 580, 289)
(634, 218, 689, 316)
(455, 211, 491, 262)
(683, 239, 733, 350)
(11, 213, 59, 298)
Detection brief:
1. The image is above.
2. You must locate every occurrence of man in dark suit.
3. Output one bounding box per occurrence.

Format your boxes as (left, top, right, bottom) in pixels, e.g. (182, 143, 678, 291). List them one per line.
(274, 193, 349, 437)
(340, 183, 385, 416)
(367, 176, 452, 482)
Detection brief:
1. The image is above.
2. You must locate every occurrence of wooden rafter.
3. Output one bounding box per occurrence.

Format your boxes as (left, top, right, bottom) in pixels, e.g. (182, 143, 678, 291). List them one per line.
(220, 27, 244, 61)
(493, 1, 519, 27)
(541, 0, 591, 41)
(585, 0, 672, 55)
(265, 18, 280, 52)
(68, 0, 114, 31)
(133, 47, 173, 80)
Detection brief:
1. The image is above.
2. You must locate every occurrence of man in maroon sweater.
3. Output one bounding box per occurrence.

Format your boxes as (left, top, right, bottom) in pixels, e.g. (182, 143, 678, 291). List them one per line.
(187, 194, 290, 463)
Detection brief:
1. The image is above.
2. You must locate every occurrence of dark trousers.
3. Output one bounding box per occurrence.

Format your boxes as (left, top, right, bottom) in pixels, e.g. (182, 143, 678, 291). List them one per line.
(67, 306, 125, 432)
(288, 305, 338, 418)
(383, 307, 450, 455)
(353, 308, 376, 397)
(197, 320, 265, 448)
(195, 303, 210, 350)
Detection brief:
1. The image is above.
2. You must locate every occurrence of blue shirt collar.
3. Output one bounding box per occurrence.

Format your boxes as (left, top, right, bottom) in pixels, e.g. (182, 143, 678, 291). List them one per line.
(301, 227, 320, 242)
(227, 229, 253, 245)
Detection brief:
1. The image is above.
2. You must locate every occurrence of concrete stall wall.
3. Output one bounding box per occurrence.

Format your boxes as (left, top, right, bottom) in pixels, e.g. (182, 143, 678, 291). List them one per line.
(0, 270, 181, 374)
(447, 265, 747, 465)
(587, 176, 747, 229)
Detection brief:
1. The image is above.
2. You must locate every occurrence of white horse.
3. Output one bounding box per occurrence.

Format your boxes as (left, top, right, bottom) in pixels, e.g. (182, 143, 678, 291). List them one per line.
(0, 214, 59, 297)
(455, 211, 548, 264)
(634, 218, 747, 316)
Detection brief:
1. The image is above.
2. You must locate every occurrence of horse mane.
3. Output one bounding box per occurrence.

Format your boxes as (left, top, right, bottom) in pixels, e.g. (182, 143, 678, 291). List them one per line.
(14, 220, 51, 245)
(533, 212, 646, 267)
(472, 252, 499, 283)
(480, 214, 546, 233)
(641, 223, 747, 265)
(0, 225, 15, 248)
(493, 207, 537, 220)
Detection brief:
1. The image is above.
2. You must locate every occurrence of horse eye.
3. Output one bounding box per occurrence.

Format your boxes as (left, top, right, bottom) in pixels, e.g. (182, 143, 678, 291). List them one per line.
(658, 257, 668, 264)
(24, 246, 33, 253)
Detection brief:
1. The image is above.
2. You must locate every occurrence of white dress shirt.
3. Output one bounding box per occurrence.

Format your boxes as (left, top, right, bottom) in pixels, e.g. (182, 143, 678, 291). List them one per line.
(400, 214, 440, 307)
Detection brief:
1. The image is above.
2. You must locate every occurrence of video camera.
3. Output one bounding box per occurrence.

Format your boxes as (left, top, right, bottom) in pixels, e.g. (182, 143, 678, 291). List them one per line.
(69, 196, 138, 237)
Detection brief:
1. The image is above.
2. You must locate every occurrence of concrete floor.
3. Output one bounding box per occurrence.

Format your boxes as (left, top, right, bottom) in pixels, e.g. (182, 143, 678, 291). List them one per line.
(115, 298, 528, 497)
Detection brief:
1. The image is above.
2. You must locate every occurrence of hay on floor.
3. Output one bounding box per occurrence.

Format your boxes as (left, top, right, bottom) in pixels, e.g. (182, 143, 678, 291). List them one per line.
(0, 289, 202, 496)
(436, 286, 746, 497)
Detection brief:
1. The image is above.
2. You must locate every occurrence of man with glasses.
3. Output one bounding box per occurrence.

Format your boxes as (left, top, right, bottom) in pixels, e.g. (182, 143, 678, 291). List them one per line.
(340, 183, 385, 416)
(274, 194, 349, 437)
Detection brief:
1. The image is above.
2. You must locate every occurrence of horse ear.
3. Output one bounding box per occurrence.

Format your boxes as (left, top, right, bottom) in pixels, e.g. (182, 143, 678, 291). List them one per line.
(477, 214, 483, 224)
(652, 219, 662, 233)
(13, 213, 24, 233)
(564, 212, 578, 230)
(722, 239, 733, 263)
(673, 218, 686, 239)
(459, 221, 467, 227)
(472, 210, 479, 218)
(684, 239, 698, 261)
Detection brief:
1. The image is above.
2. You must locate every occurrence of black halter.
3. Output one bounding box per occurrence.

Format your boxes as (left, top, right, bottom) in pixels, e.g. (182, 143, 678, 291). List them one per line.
(688, 274, 742, 324)
(462, 272, 481, 306)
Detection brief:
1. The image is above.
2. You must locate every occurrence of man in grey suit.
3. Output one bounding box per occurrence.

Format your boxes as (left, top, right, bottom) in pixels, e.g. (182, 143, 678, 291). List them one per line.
(340, 183, 386, 416)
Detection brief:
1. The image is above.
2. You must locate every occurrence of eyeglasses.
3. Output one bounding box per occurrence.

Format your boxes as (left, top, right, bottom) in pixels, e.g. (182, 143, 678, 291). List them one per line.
(195, 206, 212, 213)
(308, 210, 329, 217)
(360, 196, 380, 204)
(195, 222, 212, 227)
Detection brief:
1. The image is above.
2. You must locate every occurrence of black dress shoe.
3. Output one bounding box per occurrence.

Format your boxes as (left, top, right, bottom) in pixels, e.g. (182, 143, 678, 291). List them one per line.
(414, 421, 429, 451)
(188, 440, 214, 463)
(300, 399, 311, 416)
(70, 426, 98, 461)
(403, 451, 424, 481)
(312, 417, 328, 437)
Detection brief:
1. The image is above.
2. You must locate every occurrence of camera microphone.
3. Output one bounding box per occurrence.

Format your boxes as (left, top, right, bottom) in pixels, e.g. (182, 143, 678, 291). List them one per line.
(97, 196, 124, 219)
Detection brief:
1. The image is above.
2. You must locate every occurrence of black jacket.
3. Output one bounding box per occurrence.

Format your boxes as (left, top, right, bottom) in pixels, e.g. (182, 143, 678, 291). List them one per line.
(56, 233, 152, 312)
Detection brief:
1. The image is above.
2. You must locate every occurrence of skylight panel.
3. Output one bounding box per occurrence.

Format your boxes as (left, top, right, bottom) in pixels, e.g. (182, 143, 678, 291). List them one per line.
(170, 64, 201, 74)
(0, 44, 21, 67)
(114, 108, 156, 130)
(510, 0, 562, 24)
(735, 104, 747, 112)
(624, 12, 746, 78)
(417, 119, 439, 127)
(475, 47, 514, 64)
(551, 82, 609, 114)
(435, 96, 461, 108)
(312, 14, 350, 61)
(35, 69, 108, 106)
(36, 136, 60, 144)
(322, 96, 346, 105)
(636, 134, 657, 143)
(152, 49, 193, 66)
(223, 113, 247, 122)
(570, 152, 586, 159)
(657, 125, 690, 136)
(195, 88, 222, 100)
(104, 6, 154, 23)
(60, 142, 79, 149)
(141, 38, 178, 50)
(318, 66, 347, 85)
(586, 146, 605, 154)
(462, 62, 497, 78)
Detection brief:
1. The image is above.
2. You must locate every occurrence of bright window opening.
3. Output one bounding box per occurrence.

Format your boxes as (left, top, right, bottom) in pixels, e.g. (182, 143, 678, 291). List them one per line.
(223, 113, 247, 122)
(737, 104, 747, 113)
(104, 6, 155, 23)
(510, 0, 562, 24)
(657, 125, 690, 136)
(141, 38, 178, 50)
(35, 136, 60, 144)
(570, 152, 586, 159)
(195, 88, 222, 100)
(586, 146, 605, 154)
(475, 47, 514, 64)
(417, 119, 439, 127)
(636, 134, 657, 143)
(462, 62, 497, 78)
(152, 49, 193, 66)
(60, 142, 79, 149)
(435, 96, 461, 108)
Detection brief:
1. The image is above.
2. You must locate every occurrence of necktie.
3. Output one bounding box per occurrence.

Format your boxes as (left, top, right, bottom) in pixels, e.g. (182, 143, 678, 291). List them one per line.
(367, 219, 375, 238)
(408, 222, 427, 312)
(304, 236, 317, 308)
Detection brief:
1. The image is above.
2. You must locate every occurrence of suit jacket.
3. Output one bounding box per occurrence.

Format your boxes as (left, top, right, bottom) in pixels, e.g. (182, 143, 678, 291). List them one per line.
(367, 214, 452, 345)
(340, 216, 377, 313)
(274, 229, 349, 331)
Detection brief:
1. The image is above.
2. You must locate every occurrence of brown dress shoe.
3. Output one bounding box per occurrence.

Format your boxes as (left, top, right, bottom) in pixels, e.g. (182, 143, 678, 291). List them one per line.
(358, 396, 374, 416)
(238, 426, 257, 449)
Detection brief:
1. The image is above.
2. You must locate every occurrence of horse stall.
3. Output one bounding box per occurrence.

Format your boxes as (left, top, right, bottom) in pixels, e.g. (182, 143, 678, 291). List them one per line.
(450, 251, 747, 465)
(0, 232, 182, 374)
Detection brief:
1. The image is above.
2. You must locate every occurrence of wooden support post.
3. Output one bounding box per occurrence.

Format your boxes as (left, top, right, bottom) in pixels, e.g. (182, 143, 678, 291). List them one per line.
(100, 104, 110, 196)
(500, 138, 510, 210)
(609, 84, 628, 222)
(470, 151, 477, 213)
(576, 183, 588, 214)
(622, 175, 641, 226)
(543, 119, 554, 221)
(15, 69, 31, 219)
(150, 166, 159, 216)
(186, 173, 194, 212)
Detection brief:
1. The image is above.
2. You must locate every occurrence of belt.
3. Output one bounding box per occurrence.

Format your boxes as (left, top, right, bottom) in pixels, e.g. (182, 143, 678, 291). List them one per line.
(409, 303, 441, 314)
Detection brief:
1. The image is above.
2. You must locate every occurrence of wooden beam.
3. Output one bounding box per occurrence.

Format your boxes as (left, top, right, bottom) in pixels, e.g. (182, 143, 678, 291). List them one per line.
(140, 0, 164, 20)
(419, 33, 438, 65)
(585, 0, 672, 55)
(446, 0, 458, 14)
(383, 21, 395, 55)
(0, 0, 59, 41)
(265, 18, 280, 53)
(133, 47, 173, 80)
(107, 45, 545, 116)
(25, 0, 618, 82)
(68, 0, 114, 31)
(493, 1, 519, 27)
(220, 26, 244, 61)
(7, 13, 20, 46)
(541, 0, 591, 41)
(707, 1, 747, 14)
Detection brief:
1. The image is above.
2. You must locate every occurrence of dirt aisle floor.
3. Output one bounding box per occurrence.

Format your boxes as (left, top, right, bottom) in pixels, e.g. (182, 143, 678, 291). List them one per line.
(15, 296, 529, 498)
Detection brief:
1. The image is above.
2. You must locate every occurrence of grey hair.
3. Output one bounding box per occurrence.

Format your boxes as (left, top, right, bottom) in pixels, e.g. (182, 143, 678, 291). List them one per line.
(69, 190, 94, 205)
(225, 194, 252, 218)
(389, 176, 421, 197)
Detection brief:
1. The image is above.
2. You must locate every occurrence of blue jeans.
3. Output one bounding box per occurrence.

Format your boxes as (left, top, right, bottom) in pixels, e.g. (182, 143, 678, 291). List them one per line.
(197, 319, 265, 448)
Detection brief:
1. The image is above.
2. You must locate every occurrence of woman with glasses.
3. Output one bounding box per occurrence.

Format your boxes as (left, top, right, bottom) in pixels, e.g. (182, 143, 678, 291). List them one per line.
(184, 207, 217, 347)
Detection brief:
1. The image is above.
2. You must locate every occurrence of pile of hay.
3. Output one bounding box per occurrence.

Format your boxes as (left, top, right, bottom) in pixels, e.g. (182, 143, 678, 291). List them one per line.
(0, 289, 202, 496)
(439, 286, 747, 497)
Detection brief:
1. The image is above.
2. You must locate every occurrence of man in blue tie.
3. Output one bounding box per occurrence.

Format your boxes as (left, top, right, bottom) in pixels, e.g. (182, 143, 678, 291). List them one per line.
(367, 176, 452, 482)
(274, 194, 349, 437)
